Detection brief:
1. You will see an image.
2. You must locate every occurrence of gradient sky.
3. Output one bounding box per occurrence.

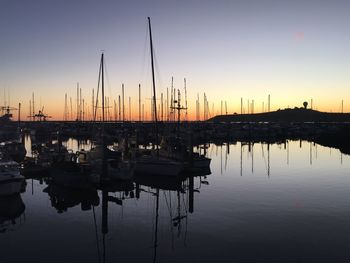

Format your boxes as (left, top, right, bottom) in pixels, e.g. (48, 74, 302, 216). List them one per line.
(1, 0, 349, 120)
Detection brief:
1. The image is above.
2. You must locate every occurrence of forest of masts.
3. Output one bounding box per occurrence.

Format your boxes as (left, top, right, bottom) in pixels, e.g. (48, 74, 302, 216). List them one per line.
(21, 87, 345, 122)
(56, 82, 273, 122)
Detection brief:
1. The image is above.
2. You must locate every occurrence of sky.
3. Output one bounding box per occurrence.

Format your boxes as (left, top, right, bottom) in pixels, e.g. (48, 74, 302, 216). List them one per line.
(0, 0, 349, 120)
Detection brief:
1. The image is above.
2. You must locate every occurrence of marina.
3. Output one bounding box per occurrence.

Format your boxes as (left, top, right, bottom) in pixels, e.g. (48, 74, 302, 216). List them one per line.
(1, 1, 350, 262)
(1, 135, 350, 262)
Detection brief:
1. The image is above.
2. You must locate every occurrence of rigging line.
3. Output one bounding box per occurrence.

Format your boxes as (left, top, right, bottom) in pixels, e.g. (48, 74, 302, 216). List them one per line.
(151, 192, 156, 243)
(138, 22, 150, 83)
(94, 56, 102, 122)
(92, 206, 102, 263)
(102, 233, 106, 263)
(167, 190, 175, 250)
(261, 143, 268, 172)
(103, 57, 112, 98)
(184, 200, 188, 247)
(153, 189, 160, 263)
(153, 47, 165, 94)
(169, 190, 173, 216)
(181, 192, 188, 212)
(176, 191, 181, 238)
(163, 191, 172, 216)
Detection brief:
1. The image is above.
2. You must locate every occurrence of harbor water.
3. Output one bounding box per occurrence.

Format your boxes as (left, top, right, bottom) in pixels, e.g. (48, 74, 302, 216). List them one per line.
(1, 138, 350, 262)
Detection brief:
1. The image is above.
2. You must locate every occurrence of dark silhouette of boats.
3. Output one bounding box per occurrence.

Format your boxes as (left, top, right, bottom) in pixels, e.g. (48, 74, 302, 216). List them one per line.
(135, 168, 208, 263)
(0, 141, 26, 163)
(0, 194, 25, 233)
(0, 158, 26, 196)
(43, 182, 99, 213)
(134, 17, 192, 177)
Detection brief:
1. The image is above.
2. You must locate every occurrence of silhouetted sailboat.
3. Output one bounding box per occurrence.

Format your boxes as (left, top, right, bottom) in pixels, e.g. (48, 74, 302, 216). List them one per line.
(81, 53, 134, 182)
(0, 158, 25, 196)
(134, 17, 184, 176)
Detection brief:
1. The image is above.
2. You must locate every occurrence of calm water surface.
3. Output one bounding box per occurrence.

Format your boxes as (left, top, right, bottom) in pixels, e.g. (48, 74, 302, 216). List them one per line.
(1, 140, 350, 263)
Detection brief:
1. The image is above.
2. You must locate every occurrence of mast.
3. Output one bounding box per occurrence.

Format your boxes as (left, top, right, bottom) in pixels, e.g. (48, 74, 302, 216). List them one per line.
(166, 87, 169, 121)
(76, 83, 79, 121)
(18, 103, 21, 124)
(114, 100, 117, 121)
(171, 77, 175, 121)
(70, 97, 73, 121)
(197, 93, 200, 121)
(3, 89, 5, 108)
(118, 95, 121, 121)
(177, 89, 180, 124)
(101, 54, 105, 123)
(161, 93, 163, 121)
(139, 84, 141, 122)
(64, 93, 67, 121)
(29, 100, 31, 121)
(101, 52, 108, 181)
(32, 92, 35, 121)
(107, 97, 109, 121)
(184, 78, 188, 121)
(122, 84, 125, 122)
(203, 93, 206, 120)
(92, 89, 94, 121)
(80, 87, 82, 120)
(148, 17, 159, 155)
(129, 96, 131, 121)
(82, 99, 85, 121)
(241, 97, 243, 114)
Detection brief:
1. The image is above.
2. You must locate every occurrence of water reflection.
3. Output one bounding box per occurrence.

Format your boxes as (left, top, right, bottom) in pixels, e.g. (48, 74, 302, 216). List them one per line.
(208, 140, 347, 178)
(2, 136, 350, 262)
(63, 138, 95, 153)
(24, 134, 94, 157)
(43, 183, 100, 213)
(0, 194, 26, 233)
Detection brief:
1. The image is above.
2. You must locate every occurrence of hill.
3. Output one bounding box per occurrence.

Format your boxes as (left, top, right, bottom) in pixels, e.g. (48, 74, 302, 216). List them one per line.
(208, 108, 350, 123)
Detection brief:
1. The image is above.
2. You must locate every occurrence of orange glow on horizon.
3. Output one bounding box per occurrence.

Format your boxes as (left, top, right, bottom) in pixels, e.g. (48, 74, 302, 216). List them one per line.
(6, 96, 350, 122)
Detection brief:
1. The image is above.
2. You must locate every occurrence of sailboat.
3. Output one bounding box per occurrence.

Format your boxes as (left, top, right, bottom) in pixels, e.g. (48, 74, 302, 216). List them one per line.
(159, 135, 211, 172)
(0, 156, 25, 196)
(81, 53, 134, 182)
(134, 17, 184, 177)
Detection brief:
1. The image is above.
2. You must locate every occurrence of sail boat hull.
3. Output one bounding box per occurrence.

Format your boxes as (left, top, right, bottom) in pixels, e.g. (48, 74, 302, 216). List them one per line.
(0, 161, 25, 196)
(135, 156, 184, 176)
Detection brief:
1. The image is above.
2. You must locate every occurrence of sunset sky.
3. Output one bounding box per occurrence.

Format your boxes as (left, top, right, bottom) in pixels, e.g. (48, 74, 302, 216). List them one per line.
(0, 0, 349, 120)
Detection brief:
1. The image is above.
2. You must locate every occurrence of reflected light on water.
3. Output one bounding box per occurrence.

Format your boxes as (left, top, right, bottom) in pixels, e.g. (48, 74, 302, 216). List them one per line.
(2, 137, 350, 263)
